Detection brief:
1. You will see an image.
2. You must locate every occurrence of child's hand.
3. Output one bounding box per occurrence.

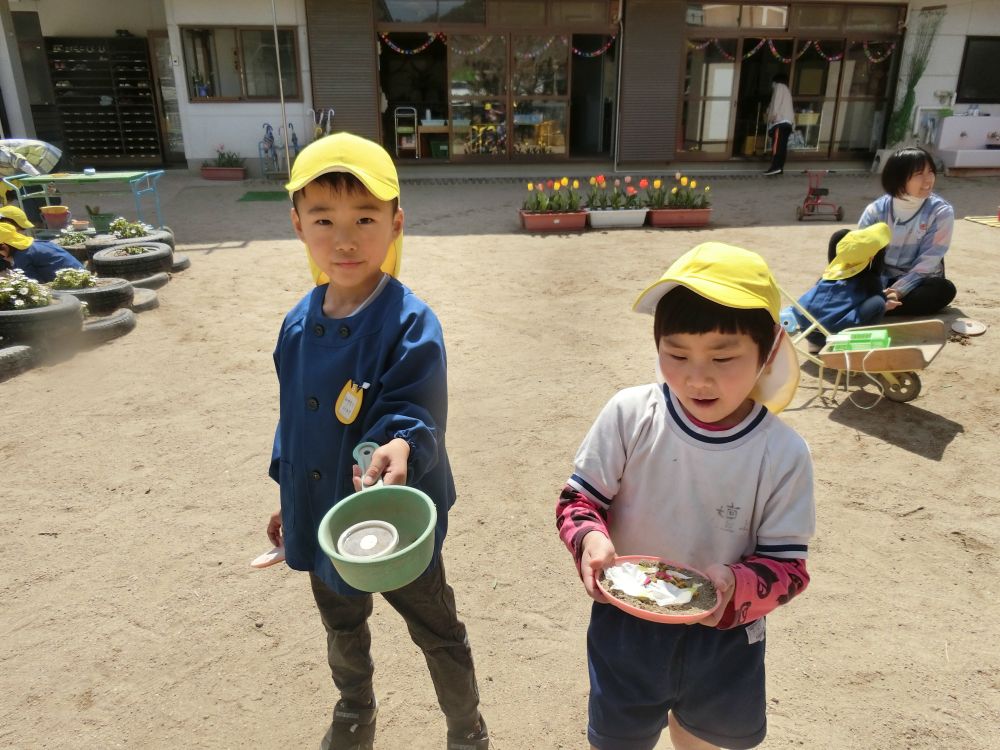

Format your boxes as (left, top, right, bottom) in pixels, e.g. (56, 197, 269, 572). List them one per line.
(580, 531, 616, 603)
(692, 563, 736, 627)
(353, 437, 411, 490)
(266, 508, 283, 548)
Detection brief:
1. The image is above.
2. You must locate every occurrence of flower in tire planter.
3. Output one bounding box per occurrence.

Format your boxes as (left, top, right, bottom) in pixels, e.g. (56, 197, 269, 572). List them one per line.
(91, 243, 173, 281)
(49, 269, 135, 316)
(0, 279, 83, 349)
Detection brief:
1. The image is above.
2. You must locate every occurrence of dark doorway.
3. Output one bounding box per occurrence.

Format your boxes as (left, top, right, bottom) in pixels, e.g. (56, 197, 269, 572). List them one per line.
(377, 33, 447, 158)
(569, 34, 615, 157)
(732, 38, 791, 159)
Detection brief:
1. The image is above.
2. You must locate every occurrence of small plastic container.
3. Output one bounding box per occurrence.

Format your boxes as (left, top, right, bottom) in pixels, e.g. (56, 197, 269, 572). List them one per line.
(827, 329, 891, 352)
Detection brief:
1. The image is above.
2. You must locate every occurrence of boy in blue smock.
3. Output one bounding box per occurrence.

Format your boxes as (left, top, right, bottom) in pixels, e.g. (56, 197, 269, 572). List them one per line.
(0, 221, 83, 282)
(792, 222, 898, 350)
(557, 243, 815, 750)
(265, 133, 488, 750)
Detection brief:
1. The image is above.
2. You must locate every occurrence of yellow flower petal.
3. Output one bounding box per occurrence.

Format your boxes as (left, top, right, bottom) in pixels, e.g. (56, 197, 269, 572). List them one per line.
(561, 177, 569, 186)
(572, 179, 580, 189)
(704, 186, 710, 192)
(690, 180, 697, 189)
(681, 176, 688, 186)
(553, 183, 561, 191)
(589, 176, 596, 185)
(671, 187, 678, 194)
(527, 182, 534, 191)
(653, 179, 662, 189)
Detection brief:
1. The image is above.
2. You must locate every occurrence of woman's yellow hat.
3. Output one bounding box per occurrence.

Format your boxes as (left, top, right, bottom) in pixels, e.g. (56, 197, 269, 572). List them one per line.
(0, 221, 34, 250)
(0, 205, 35, 229)
(633, 242, 799, 413)
(822, 223, 891, 281)
(286, 132, 402, 283)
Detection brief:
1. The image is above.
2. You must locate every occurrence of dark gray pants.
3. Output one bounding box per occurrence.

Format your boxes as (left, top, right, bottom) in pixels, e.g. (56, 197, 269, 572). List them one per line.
(309, 555, 481, 734)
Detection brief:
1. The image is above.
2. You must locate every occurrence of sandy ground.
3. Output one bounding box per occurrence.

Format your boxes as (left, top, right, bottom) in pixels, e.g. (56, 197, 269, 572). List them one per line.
(2, 168, 1000, 750)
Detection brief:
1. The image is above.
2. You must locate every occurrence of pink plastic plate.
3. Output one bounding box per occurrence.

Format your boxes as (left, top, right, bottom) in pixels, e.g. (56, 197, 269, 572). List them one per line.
(598, 555, 721, 624)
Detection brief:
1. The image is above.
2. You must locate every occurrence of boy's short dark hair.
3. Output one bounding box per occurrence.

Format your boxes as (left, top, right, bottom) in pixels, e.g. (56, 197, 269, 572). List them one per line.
(827, 228, 851, 262)
(292, 171, 399, 214)
(881, 146, 936, 197)
(655, 286, 775, 365)
(772, 72, 789, 86)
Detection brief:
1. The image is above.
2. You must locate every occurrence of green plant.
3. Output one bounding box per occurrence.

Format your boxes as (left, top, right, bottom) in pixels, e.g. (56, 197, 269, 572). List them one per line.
(109, 217, 150, 239)
(116, 246, 149, 256)
(49, 268, 97, 290)
(206, 144, 245, 168)
(0, 269, 53, 310)
(54, 230, 89, 246)
(661, 173, 711, 209)
(522, 177, 582, 213)
(85, 204, 111, 217)
(887, 8, 945, 146)
(586, 175, 642, 210)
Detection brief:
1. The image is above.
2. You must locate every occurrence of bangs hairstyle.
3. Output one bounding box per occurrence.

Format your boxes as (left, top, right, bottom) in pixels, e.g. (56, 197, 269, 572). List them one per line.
(654, 285, 775, 365)
(292, 171, 399, 214)
(881, 146, 936, 197)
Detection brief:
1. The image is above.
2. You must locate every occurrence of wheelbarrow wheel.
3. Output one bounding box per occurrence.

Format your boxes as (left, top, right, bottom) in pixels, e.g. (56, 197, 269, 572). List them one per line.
(795, 205, 804, 221)
(835, 206, 844, 221)
(877, 371, 921, 402)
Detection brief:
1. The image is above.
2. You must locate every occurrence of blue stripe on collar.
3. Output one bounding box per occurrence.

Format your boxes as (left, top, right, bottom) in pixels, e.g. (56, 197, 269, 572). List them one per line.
(663, 384, 767, 444)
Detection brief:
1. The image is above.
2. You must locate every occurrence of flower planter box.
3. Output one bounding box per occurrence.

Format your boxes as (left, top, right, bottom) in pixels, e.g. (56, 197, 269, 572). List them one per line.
(588, 208, 648, 229)
(200, 166, 247, 181)
(519, 209, 588, 232)
(647, 208, 712, 228)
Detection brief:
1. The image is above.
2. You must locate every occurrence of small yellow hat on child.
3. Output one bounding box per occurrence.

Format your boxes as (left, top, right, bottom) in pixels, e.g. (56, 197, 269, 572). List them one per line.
(822, 223, 891, 281)
(0, 221, 34, 250)
(632, 242, 800, 414)
(0, 205, 35, 229)
(285, 132, 402, 284)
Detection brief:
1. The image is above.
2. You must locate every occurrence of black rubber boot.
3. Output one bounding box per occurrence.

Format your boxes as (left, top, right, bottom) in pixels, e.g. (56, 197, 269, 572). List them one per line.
(446, 714, 489, 750)
(319, 698, 377, 750)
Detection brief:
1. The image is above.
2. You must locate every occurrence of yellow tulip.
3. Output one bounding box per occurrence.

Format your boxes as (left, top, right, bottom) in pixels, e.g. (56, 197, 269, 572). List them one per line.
(561, 177, 569, 186)
(589, 176, 596, 185)
(705, 186, 711, 192)
(690, 180, 697, 189)
(671, 187, 678, 194)
(527, 182, 534, 191)
(681, 176, 688, 187)
(553, 183, 561, 191)
(653, 179, 662, 189)
(572, 179, 580, 189)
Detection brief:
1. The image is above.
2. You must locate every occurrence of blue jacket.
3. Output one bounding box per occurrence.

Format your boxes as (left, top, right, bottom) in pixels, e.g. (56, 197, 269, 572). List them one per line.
(793, 269, 884, 334)
(269, 278, 455, 594)
(11, 240, 83, 282)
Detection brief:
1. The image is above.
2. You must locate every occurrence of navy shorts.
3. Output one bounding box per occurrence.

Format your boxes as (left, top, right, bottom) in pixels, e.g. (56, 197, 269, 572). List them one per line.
(587, 602, 767, 750)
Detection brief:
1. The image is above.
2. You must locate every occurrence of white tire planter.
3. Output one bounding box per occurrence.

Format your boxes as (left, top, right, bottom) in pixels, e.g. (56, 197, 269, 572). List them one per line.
(588, 208, 649, 229)
(91, 243, 173, 280)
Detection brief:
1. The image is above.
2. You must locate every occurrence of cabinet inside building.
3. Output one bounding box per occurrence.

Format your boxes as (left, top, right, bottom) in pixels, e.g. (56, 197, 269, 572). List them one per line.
(45, 36, 163, 168)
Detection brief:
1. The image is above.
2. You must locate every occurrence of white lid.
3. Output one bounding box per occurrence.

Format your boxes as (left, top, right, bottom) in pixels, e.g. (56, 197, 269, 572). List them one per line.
(337, 520, 399, 560)
(951, 318, 987, 336)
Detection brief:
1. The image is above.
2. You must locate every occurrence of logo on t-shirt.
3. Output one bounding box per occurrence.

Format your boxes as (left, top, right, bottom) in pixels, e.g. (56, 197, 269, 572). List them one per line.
(717, 502, 742, 532)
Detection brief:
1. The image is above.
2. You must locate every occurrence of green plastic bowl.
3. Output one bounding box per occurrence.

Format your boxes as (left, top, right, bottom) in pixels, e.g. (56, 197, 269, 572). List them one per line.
(318, 482, 437, 593)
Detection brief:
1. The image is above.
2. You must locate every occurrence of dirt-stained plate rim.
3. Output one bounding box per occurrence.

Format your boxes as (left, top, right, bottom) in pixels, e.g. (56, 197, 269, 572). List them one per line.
(598, 555, 721, 625)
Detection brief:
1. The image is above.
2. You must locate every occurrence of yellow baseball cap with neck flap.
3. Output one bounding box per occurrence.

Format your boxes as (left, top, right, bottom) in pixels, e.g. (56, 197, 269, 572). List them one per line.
(0, 205, 35, 229)
(285, 132, 402, 284)
(0, 221, 34, 250)
(632, 242, 800, 413)
(822, 222, 891, 281)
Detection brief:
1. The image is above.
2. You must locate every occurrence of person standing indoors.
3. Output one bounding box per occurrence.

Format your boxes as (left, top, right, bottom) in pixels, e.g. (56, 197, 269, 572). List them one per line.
(764, 73, 794, 176)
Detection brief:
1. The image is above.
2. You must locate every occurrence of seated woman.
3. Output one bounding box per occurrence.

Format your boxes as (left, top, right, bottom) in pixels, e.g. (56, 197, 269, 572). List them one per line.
(854, 146, 956, 316)
(0, 221, 83, 282)
(795, 223, 898, 351)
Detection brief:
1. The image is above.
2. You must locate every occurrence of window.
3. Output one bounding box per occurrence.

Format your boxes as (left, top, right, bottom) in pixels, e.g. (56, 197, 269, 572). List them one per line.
(956, 37, 1000, 104)
(181, 26, 299, 101)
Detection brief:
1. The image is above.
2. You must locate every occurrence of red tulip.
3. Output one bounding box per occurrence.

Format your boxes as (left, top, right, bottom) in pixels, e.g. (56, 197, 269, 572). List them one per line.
(639, 178, 649, 189)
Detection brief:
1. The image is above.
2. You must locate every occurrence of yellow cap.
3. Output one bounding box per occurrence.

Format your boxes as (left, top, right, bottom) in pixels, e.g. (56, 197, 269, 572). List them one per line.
(0, 205, 35, 229)
(286, 132, 402, 284)
(633, 242, 799, 413)
(822, 223, 891, 281)
(0, 221, 34, 250)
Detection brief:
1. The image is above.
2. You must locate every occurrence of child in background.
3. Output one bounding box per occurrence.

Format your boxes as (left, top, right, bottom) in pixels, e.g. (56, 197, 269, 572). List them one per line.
(266, 132, 488, 750)
(792, 222, 898, 351)
(0, 222, 83, 281)
(556, 242, 815, 750)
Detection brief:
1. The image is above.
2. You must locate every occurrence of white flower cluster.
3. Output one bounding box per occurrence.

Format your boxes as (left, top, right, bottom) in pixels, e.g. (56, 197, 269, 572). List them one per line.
(0, 269, 53, 310)
(50, 267, 96, 290)
(109, 217, 152, 239)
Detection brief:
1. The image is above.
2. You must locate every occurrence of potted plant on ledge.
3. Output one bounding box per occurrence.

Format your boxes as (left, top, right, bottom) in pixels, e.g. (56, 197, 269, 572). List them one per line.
(645, 173, 712, 228)
(519, 177, 587, 232)
(586, 175, 648, 228)
(201, 145, 246, 180)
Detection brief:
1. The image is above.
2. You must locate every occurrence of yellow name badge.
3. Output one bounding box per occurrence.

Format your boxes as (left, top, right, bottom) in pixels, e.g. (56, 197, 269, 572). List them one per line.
(334, 379, 368, 424)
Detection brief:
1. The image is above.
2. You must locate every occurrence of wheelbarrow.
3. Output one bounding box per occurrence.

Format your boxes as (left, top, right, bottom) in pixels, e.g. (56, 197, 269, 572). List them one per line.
(778, 287, 947, 403)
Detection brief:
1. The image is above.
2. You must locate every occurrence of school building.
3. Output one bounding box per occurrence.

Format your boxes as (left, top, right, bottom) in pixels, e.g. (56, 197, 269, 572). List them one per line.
(1, 0, 997, 174)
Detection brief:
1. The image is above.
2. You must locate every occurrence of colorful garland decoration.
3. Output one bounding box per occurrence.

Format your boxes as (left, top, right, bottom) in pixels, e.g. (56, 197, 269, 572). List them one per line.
(514, 36, 565, 61)
(686, 39, 713, 50)
(712, 39, 736, 61)
(811, 41, 844, 62)
(446, 35, 502, 56)
(379, 32, 441, 55)
(861, 40, 896, 63)
(767, 39, 794, 63)
(742, 38, 767, 59)
(573, 35, 616, 58)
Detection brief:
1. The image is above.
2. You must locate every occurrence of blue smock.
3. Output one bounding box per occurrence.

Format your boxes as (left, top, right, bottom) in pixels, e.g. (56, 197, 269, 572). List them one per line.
(792, 270, 885, 335)
(11, 240, 83, 283)
(269, 278, 455, 594)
